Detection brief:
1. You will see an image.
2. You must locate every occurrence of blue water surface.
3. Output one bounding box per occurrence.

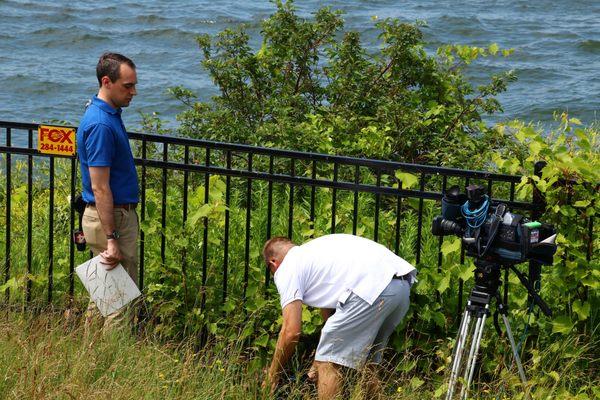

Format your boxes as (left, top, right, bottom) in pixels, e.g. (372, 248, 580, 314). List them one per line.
(1, 0, 598, 138)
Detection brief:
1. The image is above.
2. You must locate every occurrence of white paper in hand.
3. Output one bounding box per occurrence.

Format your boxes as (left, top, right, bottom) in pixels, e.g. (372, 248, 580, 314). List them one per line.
(76, 255, 141, 317)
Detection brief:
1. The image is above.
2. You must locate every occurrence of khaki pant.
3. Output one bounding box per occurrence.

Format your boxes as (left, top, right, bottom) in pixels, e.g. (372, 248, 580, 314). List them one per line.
(82, 205, 139, 329)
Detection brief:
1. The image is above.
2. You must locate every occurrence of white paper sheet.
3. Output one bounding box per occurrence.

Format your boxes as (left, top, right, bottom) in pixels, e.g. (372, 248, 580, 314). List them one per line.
(75, 255, 141, 317)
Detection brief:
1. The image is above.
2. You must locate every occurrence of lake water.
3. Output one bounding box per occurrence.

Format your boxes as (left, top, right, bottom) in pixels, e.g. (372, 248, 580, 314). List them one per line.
(1, 0, 598, 140)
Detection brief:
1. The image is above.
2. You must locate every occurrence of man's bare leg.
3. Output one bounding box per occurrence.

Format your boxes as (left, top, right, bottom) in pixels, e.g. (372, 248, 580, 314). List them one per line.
(315, 361, 342, 400)
(363, 363, 383, 399)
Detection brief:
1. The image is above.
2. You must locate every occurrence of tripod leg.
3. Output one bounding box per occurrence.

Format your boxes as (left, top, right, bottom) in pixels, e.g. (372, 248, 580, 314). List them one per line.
(446, 309, 472, 400)
(501, 313, 530, 398)
(460, 311, 488, 400)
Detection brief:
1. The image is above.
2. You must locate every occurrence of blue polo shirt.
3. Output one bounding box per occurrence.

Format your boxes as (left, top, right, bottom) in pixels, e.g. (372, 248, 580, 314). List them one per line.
(76, 96, 139, 204)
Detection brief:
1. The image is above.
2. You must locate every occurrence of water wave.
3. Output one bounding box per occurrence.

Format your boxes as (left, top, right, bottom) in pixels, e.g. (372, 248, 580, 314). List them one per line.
(438, 15, 484, 28)
(131, 28, 199, 40)
(578, 39, 600, 53)
(130, 14, 170, 24)
(27, 26, 110, 47)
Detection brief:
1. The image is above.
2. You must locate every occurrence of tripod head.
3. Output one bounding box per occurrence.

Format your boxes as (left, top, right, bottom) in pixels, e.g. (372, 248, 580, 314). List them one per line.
(467, 259, 552, 318)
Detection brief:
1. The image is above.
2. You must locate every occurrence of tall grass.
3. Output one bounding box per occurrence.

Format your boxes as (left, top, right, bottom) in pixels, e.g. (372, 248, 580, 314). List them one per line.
(1, 311, 597, 399)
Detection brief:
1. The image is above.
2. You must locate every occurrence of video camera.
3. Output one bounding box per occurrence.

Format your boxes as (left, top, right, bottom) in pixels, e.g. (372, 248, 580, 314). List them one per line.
(431, 184, 557, 266)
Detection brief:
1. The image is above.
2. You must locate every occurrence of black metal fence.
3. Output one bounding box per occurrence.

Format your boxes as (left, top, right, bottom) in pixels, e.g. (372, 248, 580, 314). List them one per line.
(1, 120, 554, 314)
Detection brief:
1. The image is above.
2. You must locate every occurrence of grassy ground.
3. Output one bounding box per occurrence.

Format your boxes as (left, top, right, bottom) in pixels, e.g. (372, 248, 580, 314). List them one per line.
(0, 310, 597, 400)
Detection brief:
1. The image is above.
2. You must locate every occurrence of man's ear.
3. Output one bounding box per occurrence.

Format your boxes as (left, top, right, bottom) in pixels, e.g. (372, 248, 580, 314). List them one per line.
(101, 75, 112, 88)
(268, 258, 279, 273)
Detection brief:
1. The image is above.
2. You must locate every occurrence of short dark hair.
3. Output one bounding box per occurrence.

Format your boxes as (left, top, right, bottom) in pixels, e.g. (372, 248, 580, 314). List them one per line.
(262, 236, 294, 266)
(96, 52, 136, 87)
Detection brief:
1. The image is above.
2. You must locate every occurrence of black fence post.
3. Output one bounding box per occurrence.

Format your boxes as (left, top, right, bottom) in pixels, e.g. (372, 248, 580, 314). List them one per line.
(529, 161, 547, 305)
(4, 128, 11, 302)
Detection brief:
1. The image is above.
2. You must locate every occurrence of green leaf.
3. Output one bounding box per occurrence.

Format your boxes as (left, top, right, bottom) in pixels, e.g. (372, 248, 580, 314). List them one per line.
(254, 334, 270, 347)
(551, 315, 575, 334)
(488, 43, 499, 55)
(222, 301, 236, 313)
(572, 300, 590, 321)
(434, 384, 446, 398)
(410, 377, 425, 389)
(436, 273, 451, 294)
(547, 371, 560, 383)
(397, 359, 417, 373)
(188, 203, 211, 226)
(395, 171, 419, 189)
(529, 140, 542, 155)
(432, 311, 446, 328)
(301, 307, 312, 323)
(0, 277, 19, 292)
(458, 263, 473, 282)
(441, 237, 461, 256)
(208, 322, 218, 334)
(573, 200, 590, 208)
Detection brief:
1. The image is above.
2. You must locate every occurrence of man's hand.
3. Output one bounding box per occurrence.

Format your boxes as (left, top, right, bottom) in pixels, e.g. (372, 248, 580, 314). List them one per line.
(307, 362, 318, 382)
(265, 300, 302, 393)
(100, 239, 122, 269)
(89, 166, 119, 266)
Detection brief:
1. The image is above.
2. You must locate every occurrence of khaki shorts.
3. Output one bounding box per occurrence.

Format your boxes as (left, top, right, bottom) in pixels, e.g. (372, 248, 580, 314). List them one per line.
(315, 279, 411, 369)
(82, 205, 139, 285)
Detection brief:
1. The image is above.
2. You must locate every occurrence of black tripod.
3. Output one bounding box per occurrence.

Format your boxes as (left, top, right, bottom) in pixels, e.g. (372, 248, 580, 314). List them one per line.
(445, 260, 552, 400)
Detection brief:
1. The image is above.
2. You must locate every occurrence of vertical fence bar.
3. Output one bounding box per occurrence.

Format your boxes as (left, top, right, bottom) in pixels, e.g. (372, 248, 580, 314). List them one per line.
(47, 156, 55, 303)
(243, 153, 253, 301)
(287, 158, 295, 239)
(69, 156, 76, 300)
(437, 176, 448, 275)
(26, 130, 33, 304)
(457, 177, 470, 316)
(415, 173, 425, 265)
(507, 180, 515, 306)
(353, 165, 359, 235)
(182, 146, 190, 305)
(436, 176, 449, 303)
(374, 170, 381, 242)
(265, 155, 273, 289)
(587, 217, 594, 263)
(310, 160, 316, 237)
(504, 267, 509, 306)
(529, 161, 547, 302)
(198, 148, 211, 347)
(510, 182, 515, 202)
(139, 139, 147, 290)
(183, 147, 189, 221)
(331, 163, 338, 234)
(4, 128, 11, 301)
(223, 151, 231, 302)
(395, 181, 403, 255)
(160, 143, 168, 268)
(201, 148, 210, 313)
(585, 216, 594, 301)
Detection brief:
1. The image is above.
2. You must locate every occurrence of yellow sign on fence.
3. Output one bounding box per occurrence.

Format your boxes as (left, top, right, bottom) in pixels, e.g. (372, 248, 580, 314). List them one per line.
(37, 125, 76, 156)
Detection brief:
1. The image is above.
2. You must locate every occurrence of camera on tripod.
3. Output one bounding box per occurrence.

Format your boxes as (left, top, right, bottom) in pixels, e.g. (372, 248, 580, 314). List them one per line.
(432, 184, 559, 400)
(431, 184, 557, 266)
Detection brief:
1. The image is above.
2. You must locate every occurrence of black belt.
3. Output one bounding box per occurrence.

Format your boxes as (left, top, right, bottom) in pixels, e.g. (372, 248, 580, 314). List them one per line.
(393, 274, 410, 281)
(87, 203, 137, 210)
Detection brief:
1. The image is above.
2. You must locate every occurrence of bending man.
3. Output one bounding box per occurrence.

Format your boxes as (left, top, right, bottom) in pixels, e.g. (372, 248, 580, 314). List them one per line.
(263, 234, 417, 399)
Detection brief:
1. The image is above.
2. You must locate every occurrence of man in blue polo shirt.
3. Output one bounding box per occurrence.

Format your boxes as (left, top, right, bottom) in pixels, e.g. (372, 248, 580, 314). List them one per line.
(76, 52, 139, 327)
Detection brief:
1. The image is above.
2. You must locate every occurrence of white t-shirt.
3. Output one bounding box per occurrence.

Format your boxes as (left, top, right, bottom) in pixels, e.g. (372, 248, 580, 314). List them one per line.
(273, 234, 417, 309)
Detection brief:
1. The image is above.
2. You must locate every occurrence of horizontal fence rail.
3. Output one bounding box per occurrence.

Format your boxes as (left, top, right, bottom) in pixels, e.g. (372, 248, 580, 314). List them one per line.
(1, 120, 594, 321)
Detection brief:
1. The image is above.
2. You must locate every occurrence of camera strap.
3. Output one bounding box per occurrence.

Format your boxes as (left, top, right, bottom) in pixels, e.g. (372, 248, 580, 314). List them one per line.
(477, 203, 506, 257)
